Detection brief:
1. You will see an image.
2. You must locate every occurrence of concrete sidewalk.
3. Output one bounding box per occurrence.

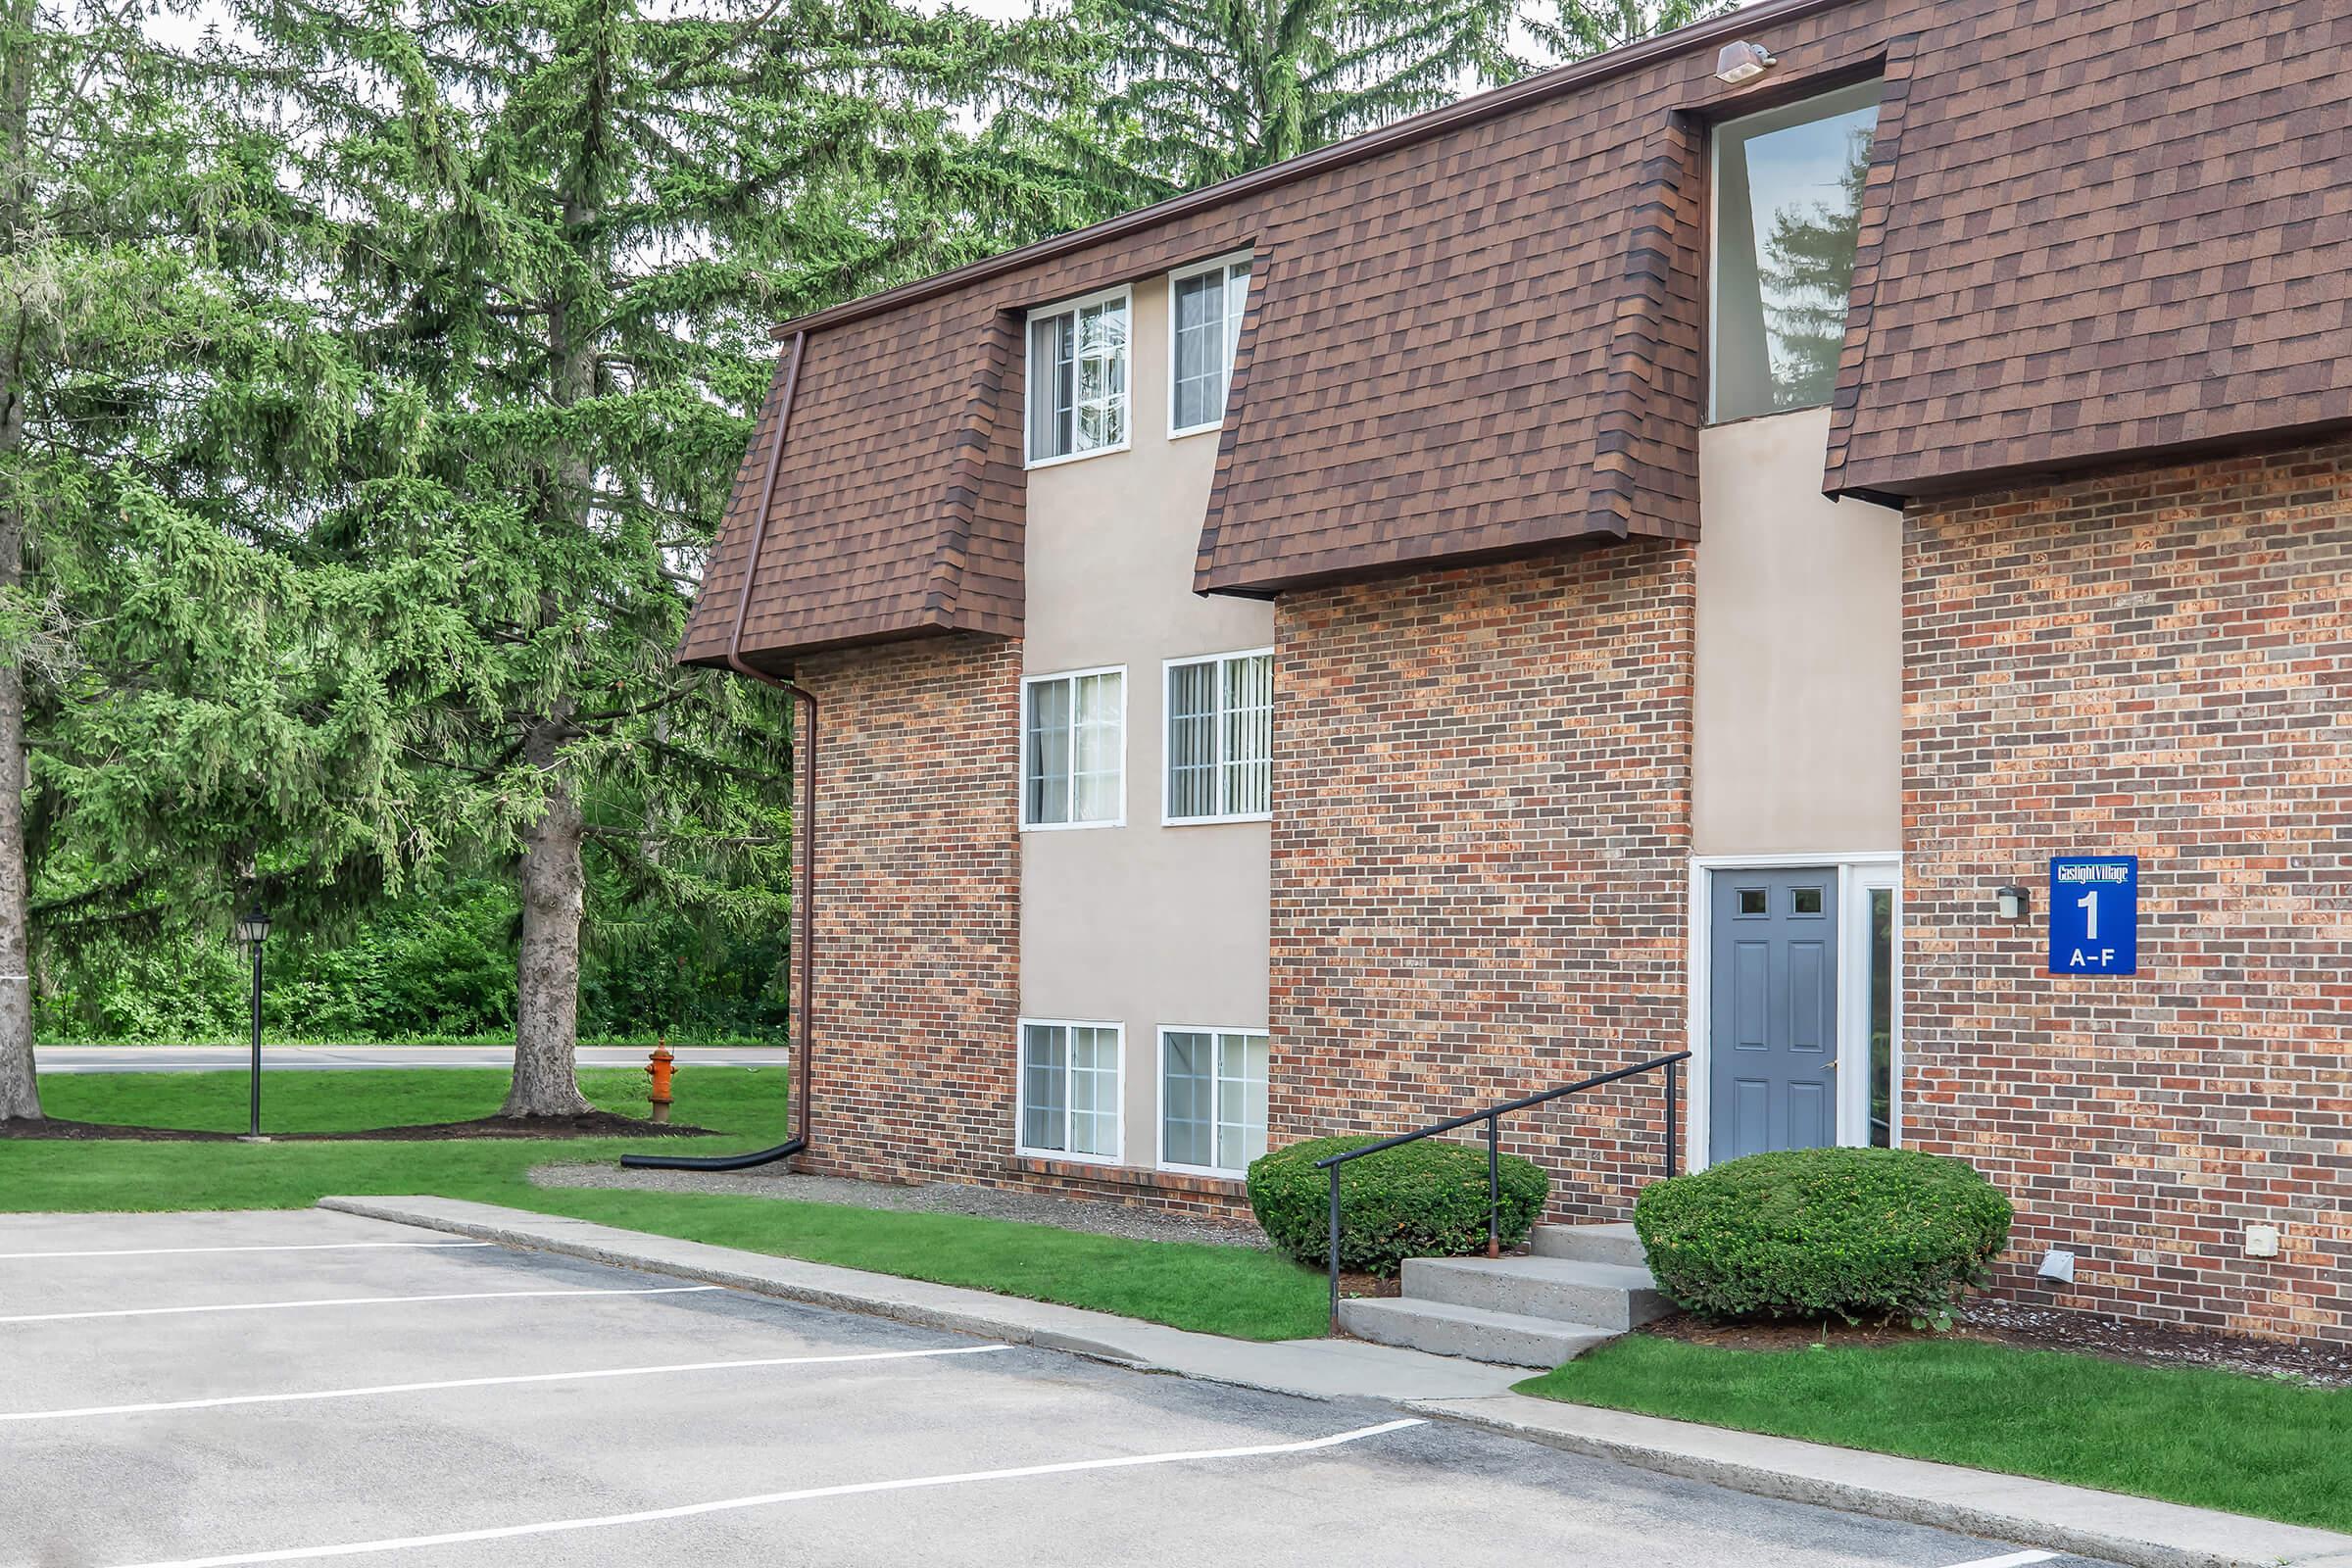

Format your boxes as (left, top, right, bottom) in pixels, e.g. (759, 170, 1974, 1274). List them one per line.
(318, 1196, 2352, 1568)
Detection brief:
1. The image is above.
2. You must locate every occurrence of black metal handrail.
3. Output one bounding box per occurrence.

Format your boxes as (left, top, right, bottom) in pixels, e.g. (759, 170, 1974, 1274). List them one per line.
(1312, 1049, 1691, 1332)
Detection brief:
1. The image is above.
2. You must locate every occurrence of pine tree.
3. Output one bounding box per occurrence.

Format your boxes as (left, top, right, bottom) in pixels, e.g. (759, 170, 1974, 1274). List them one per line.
(231, 0, 1082, 1116)
(1521, 0, 1733, 63)
(1040, 0, 1518, 201)
(0, 0, 465, 1120)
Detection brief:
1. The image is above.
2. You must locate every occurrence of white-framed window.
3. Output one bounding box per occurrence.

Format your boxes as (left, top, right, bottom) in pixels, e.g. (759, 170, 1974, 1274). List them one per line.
(1159, 1027, 1269, 1174)
(1020, 1019, 1122, 1161)
(1167, 253, 1251, 437)
(1708, 79, 1884, 422)
(1163, 650, 1271, 823)
(1027, 287, 1130, 466)
(1022, 666, 1124, 829)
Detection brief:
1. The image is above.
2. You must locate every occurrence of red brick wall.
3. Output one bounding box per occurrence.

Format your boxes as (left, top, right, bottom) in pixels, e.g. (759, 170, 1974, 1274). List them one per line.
(1904, 440, 2352, 1345)
(1267, 545, 1697, 1220)
(794, 635, 1022, 1185)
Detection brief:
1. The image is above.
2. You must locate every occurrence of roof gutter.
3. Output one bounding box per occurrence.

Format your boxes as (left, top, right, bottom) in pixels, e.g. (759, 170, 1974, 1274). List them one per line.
(626, 330, 818, 1172)
(770, 0, 1851, 342)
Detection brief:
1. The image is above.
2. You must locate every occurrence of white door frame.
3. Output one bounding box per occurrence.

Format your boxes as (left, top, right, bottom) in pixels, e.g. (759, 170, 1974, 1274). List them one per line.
(1685, 852, 1901, 1170)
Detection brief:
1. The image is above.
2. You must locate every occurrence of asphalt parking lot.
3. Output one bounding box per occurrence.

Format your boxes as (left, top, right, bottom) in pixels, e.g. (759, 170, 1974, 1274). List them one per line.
(0, 1209, 2120, 1568)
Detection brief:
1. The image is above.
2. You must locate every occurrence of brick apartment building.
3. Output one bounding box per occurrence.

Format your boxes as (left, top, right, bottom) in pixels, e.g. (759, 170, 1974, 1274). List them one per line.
(680, 0, 2352, 1345)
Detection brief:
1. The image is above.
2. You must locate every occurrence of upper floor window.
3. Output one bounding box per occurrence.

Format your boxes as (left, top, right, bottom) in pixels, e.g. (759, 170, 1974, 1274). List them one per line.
(1169, 254, 1251, 436)
(1709, 79, 1882, 423)
(1028, 288, 1129, 466)
(1164, 650, 1271, 823)
(1023, 666, 1124, 828)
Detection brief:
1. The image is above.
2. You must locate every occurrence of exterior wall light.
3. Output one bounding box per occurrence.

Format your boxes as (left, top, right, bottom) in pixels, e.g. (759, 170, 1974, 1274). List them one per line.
(1996, 884, 2031, 921)
(1714, 41, 1777, 83)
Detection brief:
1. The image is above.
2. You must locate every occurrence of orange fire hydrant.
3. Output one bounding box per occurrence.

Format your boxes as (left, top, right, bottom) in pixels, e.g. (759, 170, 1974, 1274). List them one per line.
(645, 1041, 675, 1123)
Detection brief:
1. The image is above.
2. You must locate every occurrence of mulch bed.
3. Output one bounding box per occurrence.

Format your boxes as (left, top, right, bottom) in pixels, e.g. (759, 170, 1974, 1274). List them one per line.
(0, 1112, 714, 1143)
(1643, 1300, 2352, 1387)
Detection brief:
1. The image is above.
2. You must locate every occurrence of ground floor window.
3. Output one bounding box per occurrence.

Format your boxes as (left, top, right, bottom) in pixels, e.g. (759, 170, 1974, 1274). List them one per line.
(1020, 1020, 1121, 1159)
(1160, 1028, 1268, 1173)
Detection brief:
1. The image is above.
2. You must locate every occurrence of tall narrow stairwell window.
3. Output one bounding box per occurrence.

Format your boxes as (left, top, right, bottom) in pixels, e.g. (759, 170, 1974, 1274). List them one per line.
(1710, 79, 1882, 422)
(1028, 287, 1130, 465)
(1165, 650, 1271, 823)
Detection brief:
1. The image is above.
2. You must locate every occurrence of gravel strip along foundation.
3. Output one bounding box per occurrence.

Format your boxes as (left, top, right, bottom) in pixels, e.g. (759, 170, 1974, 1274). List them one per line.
(529, 1163, 1270, 1250)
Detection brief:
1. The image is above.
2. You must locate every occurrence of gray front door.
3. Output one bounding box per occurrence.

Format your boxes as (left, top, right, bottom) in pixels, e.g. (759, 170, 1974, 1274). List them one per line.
(1710, 868, 1838, 1160)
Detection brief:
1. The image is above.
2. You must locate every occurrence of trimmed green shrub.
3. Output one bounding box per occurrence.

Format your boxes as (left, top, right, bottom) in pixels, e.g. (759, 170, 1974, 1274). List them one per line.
(1634, 1147, 2011, 1327)
(1248, 1134, 1550, 1276)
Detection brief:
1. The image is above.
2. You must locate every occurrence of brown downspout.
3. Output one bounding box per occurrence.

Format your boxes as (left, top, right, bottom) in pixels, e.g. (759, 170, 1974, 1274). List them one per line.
(624, 331, 817, 1170)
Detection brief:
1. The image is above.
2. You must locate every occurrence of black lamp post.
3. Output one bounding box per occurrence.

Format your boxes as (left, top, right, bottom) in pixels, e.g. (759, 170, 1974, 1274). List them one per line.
(235, 905, 270, 1140)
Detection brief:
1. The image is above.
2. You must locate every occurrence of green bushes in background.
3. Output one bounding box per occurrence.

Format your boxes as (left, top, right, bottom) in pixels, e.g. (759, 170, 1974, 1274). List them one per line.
(1249, 1133, 1550, 1276)
(1634, 1147, 2012, 1328)
(35, 875, 788, 1044)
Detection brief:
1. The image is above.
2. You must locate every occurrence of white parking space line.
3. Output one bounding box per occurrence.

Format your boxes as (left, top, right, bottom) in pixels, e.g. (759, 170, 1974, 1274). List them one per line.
(0, 1241, 495, 1260)
(105, 1417, 1428, 1567)
(0, 1284, 723, 1325)
(1941, 1552, 2057, 1568)
(2, 1344, 1006, 1422)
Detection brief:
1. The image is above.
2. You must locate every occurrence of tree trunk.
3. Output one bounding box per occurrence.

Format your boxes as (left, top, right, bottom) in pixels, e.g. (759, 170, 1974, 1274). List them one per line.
(0, 508, 34, 1123)
(501, 198, 600, 1121)
(0, 0, 39, 1123)
(503, 716, 592, 1118)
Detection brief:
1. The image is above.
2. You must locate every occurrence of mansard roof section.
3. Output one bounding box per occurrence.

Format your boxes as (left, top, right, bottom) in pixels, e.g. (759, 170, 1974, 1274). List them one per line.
(679, 306, 1026, 667)
(685, 0, 2352, 662)
(1823, 0, 2352, 500)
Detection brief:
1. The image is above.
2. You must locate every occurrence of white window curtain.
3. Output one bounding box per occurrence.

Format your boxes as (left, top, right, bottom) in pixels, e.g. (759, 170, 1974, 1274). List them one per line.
(1172, 259, 1250, 432)
(1031, 293, 1129, 461)
(1025, 670, 1123, 826)
(1166, 653, 1270, 820)
(1023, 1022, 1119, 1158)
(1162, 1029, 1268, 1172)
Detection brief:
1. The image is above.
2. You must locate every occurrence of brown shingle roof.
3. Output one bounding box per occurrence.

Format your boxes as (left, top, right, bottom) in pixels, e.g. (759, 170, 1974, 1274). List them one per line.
(682, 0, 2352, 668)
(1824, 0, 2352, 499)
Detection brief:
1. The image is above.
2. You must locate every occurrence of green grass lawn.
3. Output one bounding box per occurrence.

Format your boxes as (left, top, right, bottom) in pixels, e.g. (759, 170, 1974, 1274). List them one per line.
(1519, 1333, 2352, 1532)
(3, 1067, 1326, 1341)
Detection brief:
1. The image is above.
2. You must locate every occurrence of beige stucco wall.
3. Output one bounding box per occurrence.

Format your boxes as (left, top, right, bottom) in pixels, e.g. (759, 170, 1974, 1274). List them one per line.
(1020, 272, 1274, 1166)
(1693, 406, 1901, 856)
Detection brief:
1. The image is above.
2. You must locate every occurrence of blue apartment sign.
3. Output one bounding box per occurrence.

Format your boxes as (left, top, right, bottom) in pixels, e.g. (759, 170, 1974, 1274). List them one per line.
(2049, 856, 2138, 975)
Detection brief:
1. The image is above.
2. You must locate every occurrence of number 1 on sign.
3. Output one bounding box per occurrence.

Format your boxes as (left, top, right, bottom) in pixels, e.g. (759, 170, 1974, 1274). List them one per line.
(2078, 890, 2098, 940)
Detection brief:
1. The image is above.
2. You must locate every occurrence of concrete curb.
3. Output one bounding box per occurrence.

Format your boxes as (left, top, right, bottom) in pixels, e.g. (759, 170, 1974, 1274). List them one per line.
(318, 1196, 2352, 1568)
(1401, 1396, 2352, 1568)
(313, 1196, 1522, 1402)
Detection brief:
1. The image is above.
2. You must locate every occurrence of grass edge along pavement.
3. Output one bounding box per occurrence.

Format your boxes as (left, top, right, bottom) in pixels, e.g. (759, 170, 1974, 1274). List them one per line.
(1516, 1330, 2352, 1534)
(1, 1067, 1329, 1342)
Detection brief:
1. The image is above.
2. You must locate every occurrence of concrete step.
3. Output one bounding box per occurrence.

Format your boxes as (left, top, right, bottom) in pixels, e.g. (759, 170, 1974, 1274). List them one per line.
(1530, 1221, 1649, 1271)
(1338, 1297, 1618, 1368)
(1399, 1254, 1670, 1331)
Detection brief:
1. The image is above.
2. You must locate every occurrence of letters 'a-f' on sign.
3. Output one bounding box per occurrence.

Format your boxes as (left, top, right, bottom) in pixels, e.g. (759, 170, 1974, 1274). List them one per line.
(2049, 856, 2137, 975)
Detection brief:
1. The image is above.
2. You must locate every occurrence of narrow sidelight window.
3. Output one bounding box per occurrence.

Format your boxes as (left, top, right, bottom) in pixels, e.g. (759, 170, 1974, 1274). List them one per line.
(1169, 254, 1251, 435)
(1867, 885, 1895, 1147)
(1023, 668, 1124, 827)
(1021, 1021, 1121, 1159)
(1164, 650, 1271, 822)
(1710, 79, 1883, 422)
(1161, 1028, 1268, 1172)
(1028, 288, 1129, 464)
